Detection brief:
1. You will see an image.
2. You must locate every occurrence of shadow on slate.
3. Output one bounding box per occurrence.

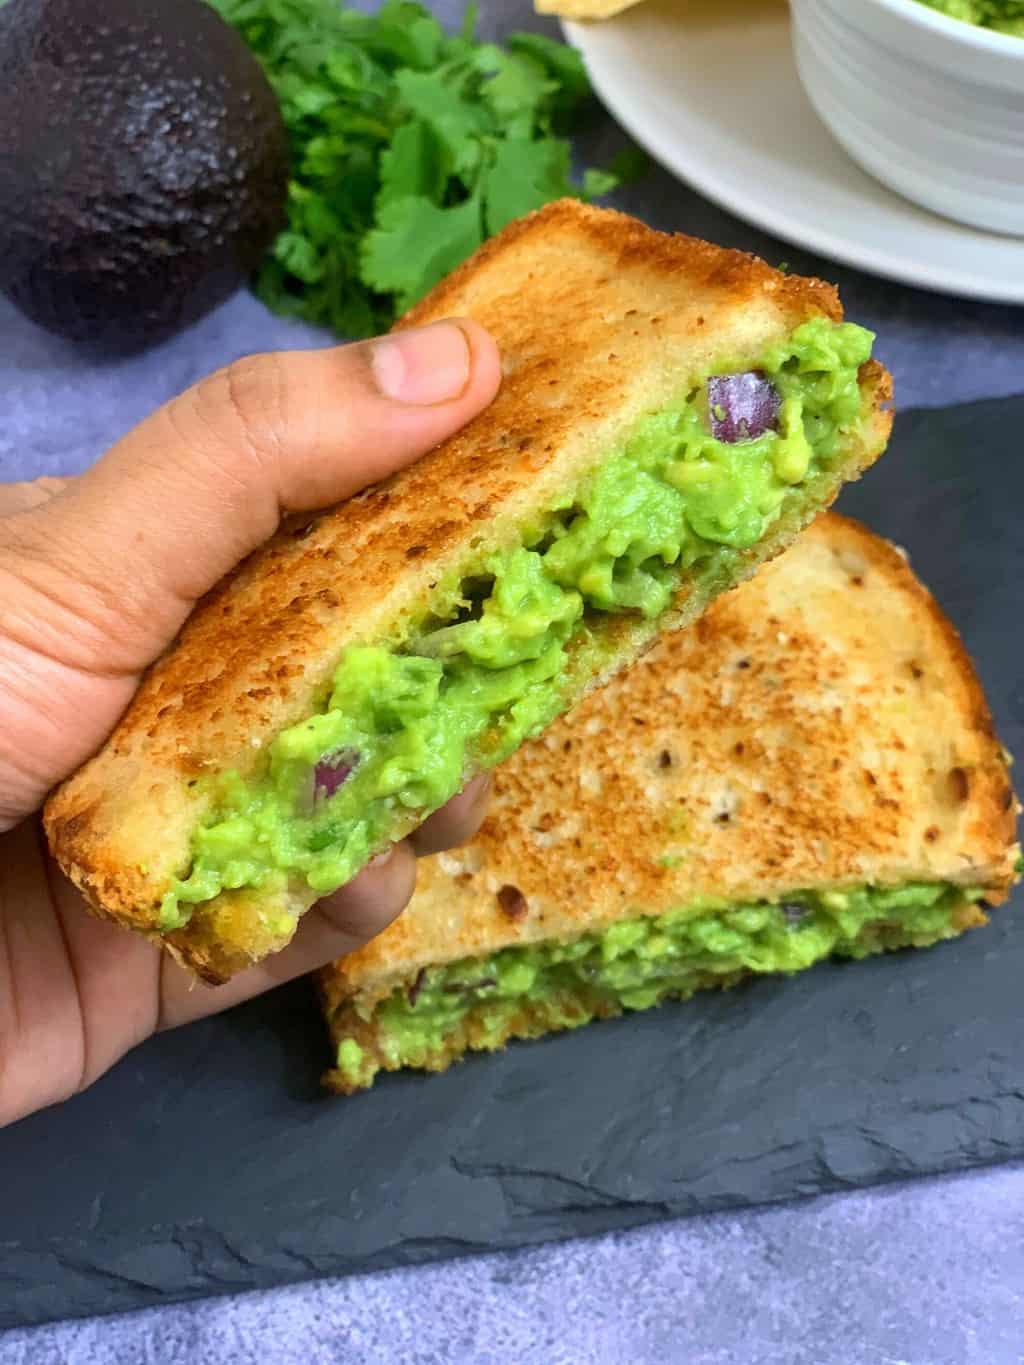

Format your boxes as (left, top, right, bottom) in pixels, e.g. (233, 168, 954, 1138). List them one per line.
(1, 397, 1023, 1330)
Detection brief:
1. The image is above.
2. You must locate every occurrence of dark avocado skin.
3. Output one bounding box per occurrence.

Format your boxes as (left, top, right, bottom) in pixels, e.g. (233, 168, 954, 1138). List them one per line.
(0, 0, 288, 351)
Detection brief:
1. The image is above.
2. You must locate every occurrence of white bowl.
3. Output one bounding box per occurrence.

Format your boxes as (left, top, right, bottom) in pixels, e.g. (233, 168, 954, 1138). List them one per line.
(789, 0, 1024, 237)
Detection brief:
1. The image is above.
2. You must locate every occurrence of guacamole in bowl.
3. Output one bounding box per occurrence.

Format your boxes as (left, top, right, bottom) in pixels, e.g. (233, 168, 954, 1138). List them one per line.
(917, 0, 1024, 36)
(791, 0, 1024, 236)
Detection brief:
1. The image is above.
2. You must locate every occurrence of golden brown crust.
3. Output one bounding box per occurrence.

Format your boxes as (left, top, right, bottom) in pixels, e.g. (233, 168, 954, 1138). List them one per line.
(44, 200, 890, 979)
(534, 0, 646, 17)
(399, 198, 843, 335)
(322, 512, 1019, 1026)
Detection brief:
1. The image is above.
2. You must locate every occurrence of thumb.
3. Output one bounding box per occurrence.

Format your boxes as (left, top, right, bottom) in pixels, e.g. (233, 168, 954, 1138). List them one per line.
(0, 319, 501, 821)
(3, 319, 499, 670)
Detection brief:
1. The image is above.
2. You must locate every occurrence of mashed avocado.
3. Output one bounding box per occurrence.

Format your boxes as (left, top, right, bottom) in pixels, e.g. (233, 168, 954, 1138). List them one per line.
(162, 317, 875, 930)
(334, 882, 981, 1090)
(916, 0, 1024, 35)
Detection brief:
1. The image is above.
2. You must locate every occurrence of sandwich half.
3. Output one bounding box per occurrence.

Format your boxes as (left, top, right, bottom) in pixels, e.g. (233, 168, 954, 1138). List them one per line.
(46, 199, 891, 983)
(321, 513, 1020, 1093)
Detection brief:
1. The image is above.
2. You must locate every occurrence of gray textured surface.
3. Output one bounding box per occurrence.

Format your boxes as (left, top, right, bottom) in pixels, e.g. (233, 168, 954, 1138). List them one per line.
(3, 1166, 1024, 1364)
(2, 1, 1024, 1360)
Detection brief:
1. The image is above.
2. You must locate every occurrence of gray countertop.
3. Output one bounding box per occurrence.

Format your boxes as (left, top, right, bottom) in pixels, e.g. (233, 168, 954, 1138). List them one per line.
(2, 3, 1023, 1361)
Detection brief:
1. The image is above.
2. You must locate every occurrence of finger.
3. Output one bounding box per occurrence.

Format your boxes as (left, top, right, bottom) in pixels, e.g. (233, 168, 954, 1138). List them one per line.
(0, 833, 164, 1126)
(0, 822, 86, 1125)
(0, 476, 70, 519)
(1, 319, 501, 677)
(158, 842, 418, 1029)
(408, 774, 492, 858)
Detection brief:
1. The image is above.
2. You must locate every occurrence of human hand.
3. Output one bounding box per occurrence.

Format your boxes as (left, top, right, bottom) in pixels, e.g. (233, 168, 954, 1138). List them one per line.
(0, 319, 502, 1127)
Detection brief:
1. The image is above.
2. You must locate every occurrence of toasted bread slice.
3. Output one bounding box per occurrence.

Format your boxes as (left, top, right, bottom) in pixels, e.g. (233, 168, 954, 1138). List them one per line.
(46, 201, 891, 983)
(535, 0, 645, 15)
(321, 514, 1020, 1093)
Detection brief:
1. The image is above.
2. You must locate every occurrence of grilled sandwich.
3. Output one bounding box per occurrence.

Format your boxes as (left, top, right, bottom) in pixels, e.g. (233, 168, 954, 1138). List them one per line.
(47, 201, 891, 982)
(321, 514, 1019, 1092)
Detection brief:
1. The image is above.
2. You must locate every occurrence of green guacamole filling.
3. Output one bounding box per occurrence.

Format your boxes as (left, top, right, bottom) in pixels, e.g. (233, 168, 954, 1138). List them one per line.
(916, 0, 1024, 35)
(162, 317, 875, 930)
(334, 882, 981, 1090)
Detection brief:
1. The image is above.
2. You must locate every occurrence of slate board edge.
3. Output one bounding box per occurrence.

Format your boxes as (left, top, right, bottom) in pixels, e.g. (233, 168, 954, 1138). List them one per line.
(5, 1142, 1023, 1333)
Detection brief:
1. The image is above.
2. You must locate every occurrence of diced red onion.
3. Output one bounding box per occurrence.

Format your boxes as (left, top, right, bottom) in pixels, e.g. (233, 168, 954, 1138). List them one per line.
(314, 747, 360, 798)
(407, 968, 428, 1007)
(708, 372, 780, 443)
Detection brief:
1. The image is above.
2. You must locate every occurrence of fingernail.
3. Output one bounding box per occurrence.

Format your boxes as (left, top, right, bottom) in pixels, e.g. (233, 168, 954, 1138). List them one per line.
(370, 321, 472, 405)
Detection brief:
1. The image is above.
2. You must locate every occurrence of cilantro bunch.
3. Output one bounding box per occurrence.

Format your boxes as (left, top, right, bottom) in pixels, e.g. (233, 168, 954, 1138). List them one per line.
(209, 0, 627, 338)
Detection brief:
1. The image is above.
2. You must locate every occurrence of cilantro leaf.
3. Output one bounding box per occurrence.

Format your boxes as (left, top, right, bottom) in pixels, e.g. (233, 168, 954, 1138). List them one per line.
(608, 144, 653, 186)
(377, 120, 451, 209)
(483, 139, 575, 237)
(582, 167, 620, 200)
(393, 67, 490, 171)
(578, 148, 652, 204)
(481, 51, 557, 132)
(272, 230, 323, 285)
(207, 0, 643, 338)
(356, 1, 445, 70)
(360, 194, 484, 312)
(506, 32, 591, 117)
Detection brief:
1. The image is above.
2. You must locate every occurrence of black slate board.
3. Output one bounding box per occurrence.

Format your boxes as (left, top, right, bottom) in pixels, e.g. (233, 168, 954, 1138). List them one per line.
(2, 397, 1023, 1330)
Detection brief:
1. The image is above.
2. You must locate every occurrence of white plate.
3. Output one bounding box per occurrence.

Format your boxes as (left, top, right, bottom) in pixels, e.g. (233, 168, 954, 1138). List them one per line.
(564, 0, 1024, 305)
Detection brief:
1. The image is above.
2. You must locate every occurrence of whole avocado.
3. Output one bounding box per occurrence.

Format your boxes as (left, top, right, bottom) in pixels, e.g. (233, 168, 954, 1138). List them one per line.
(0, 0, 289, 350)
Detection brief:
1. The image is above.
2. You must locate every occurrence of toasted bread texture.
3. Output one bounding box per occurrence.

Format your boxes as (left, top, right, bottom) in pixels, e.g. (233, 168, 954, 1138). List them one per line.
(45, 201, 891, 982)
(321, 513, 1020, 1089)
(535, 0, 644, 15)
